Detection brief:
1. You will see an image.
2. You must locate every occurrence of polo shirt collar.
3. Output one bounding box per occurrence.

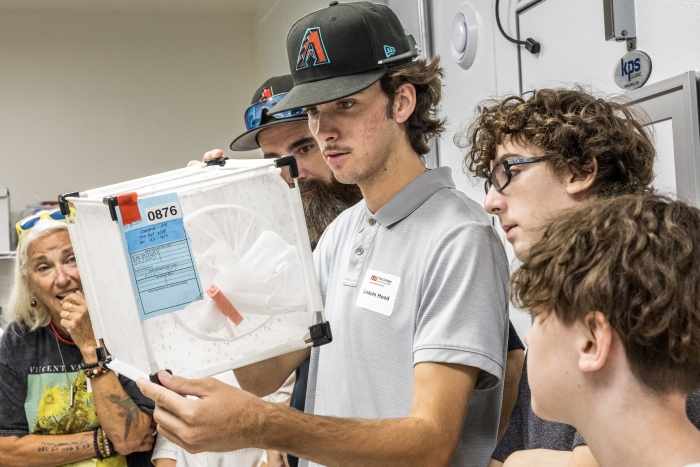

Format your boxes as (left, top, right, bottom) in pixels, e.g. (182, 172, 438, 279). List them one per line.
(371, 166, 455, 227)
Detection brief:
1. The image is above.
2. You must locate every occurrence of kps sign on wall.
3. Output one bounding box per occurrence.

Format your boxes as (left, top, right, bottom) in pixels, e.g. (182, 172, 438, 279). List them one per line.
(613, 50, 652, 91)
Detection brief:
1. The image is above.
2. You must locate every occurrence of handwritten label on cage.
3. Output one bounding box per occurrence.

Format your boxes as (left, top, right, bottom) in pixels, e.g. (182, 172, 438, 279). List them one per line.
(116, 193, 202, 321)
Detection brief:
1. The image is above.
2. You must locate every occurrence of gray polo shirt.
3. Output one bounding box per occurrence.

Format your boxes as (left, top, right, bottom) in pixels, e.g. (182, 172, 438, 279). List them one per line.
(302, 167, 509, 467)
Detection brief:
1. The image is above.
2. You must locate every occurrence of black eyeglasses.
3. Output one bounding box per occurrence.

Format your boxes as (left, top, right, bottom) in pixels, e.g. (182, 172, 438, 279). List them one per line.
(484, 157, 546, 194)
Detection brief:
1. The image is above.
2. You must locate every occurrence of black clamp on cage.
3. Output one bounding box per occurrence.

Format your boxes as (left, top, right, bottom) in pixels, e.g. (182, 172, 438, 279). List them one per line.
(149, 369, 173, 386)
(206, 156, 229, 167)
(93, 346, 114, 376)
(95, 346, 114, 366)
(103, 196, 119, 222)
(96, 346, 108, 361)
(275, 155, 299, 179)
(307, 321, 333, 347)
(58, 192, 80, 216)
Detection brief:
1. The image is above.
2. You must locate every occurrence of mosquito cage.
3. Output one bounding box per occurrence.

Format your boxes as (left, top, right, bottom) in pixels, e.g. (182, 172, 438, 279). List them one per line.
(58, 157, 330, 381)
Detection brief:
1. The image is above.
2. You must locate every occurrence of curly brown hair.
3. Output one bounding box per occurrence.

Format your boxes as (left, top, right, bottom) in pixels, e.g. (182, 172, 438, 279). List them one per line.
(380, 57, 446, 156)
(456, 88, 655, 197)
(511, 194, 700, 394)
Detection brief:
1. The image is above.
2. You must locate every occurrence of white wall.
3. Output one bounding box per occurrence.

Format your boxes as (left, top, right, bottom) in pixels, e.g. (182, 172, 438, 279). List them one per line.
(518, 0, 700, 93)
(0, 9, 261, 223)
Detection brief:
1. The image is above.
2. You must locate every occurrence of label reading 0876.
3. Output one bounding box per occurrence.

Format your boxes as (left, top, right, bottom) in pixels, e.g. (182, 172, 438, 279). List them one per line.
(117, 192, 202, 322)
(145, 202, 182, 224)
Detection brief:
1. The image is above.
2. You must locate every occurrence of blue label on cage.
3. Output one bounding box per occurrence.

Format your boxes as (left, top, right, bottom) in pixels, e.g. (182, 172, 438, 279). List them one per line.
(116, 193, 203, 321)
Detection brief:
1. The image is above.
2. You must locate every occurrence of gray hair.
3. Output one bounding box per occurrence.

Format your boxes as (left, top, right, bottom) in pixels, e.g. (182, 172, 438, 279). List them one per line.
(8, 219, 69, 331)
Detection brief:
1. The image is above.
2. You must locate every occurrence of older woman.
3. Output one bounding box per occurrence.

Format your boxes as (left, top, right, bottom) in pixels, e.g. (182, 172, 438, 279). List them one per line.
(0, 209, 155, 467)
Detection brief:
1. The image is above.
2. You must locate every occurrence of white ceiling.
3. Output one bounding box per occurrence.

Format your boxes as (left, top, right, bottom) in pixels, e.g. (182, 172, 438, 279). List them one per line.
(0, 0, 261, 14)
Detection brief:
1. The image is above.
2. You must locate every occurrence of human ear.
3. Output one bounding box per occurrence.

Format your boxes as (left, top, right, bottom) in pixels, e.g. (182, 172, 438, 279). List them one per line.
(578, 311, 612, 373)
(565, 158, 598, 197)
(393, 83, 417, 125)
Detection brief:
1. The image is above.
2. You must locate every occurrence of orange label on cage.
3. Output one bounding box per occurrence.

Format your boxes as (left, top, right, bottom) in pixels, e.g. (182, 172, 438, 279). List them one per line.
(206, 284, 244, 326)
(117, 192, 142, 226)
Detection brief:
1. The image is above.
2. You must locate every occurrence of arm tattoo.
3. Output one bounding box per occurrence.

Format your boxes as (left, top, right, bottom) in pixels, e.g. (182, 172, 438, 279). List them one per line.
(38, 440, 91, 452)
(108, 393, 142, 440)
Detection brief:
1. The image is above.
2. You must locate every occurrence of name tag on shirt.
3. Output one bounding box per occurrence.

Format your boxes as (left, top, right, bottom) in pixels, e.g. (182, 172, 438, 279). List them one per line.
(356, 270, 401, 316)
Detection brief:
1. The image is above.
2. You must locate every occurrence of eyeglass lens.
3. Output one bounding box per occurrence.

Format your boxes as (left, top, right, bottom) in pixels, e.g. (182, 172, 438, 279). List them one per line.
(19, 209, 67, 230)
(19, 216, 41, 230)
(245, 92, 306, 130)
(272, 108, 305, 119)
(48, 209, 67, 221)
(485, 163, 510, 194)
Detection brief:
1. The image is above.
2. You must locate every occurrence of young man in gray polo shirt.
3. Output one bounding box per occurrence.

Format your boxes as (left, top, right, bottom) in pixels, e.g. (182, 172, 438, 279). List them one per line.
(137, 3, 509, 466)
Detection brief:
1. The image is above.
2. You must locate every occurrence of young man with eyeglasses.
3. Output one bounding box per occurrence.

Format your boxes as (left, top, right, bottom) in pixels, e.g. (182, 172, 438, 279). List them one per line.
(137, 3, 511, 467)
(457, 87, 700, 467)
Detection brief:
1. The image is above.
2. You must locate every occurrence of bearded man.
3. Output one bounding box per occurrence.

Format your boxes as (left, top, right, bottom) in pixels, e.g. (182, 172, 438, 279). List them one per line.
(200, 74, 362, 248)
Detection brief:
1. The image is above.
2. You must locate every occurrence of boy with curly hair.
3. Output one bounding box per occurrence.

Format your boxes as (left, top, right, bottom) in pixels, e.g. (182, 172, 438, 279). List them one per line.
(457, 87, 700, 466)
(459, 87, 655, 259)
(511, 194, 700, 467)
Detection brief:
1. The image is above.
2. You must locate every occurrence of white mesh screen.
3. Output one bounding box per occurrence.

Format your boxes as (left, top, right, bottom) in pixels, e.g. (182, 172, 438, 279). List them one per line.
(69, 164, 320, 379)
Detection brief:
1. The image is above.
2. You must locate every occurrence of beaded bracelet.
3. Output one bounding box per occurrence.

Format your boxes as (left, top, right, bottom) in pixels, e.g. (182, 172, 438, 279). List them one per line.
(81, 360, 100, 370)
(104, 434, 114, 457)
(96, 426, 117, 458)
(85, 365, 110, 379)
(83, 348, 113, 379)
(97, 427, 108, 459)
(93, 428, 103, 460)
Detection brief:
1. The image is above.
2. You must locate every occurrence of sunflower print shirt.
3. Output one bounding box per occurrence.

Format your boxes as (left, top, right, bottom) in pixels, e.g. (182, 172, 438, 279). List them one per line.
(0, 322, 154, 467)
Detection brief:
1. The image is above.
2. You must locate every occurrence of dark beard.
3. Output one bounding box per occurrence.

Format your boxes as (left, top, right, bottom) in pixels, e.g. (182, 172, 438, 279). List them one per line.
(300, 178, 363, 247)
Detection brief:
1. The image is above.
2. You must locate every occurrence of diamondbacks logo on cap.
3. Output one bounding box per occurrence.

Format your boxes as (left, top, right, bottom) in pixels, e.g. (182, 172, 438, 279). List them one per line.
(259, 87, 274, 102)
(296, 27, 330, 70)
(383, 45, 396, 58)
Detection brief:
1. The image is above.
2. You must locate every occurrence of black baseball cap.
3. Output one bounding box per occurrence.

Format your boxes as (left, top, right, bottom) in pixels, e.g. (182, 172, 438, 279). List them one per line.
(230, 74, 309, 151)
(271, 1, 419, 114)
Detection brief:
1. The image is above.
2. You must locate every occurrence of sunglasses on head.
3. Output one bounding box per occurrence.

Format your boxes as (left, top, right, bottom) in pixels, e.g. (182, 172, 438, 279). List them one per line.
(16, 208, 75, 244)
(244, 93, 305, 131)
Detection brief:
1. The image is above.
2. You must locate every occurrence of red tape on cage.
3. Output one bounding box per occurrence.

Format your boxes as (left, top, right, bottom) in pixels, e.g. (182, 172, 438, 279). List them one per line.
(206, 284, 244, 326)
(116, 192, 142, 226)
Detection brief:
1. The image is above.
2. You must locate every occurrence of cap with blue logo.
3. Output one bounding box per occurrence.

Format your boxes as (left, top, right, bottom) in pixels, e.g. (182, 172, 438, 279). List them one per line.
(272, 1, 419, 115)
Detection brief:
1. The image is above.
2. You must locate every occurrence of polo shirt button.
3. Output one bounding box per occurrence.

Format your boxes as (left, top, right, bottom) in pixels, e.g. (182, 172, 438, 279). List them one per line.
(369, 218, 376, 226)
(356, 247, 364, 255)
